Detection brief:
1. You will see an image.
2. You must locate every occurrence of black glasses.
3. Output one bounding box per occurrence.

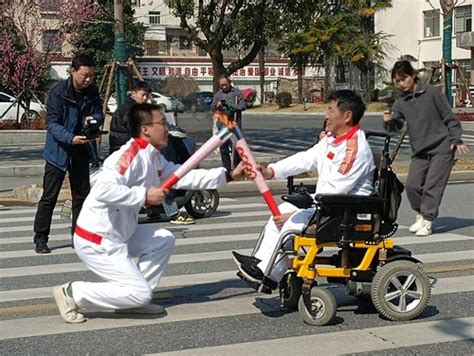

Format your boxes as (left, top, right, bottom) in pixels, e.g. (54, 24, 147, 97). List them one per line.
(145, 121, 170, 129)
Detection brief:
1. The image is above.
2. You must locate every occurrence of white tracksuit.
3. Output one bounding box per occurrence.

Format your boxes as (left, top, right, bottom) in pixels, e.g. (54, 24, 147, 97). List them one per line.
(254, 125, 375, 282)
(71, 137, 228, 310)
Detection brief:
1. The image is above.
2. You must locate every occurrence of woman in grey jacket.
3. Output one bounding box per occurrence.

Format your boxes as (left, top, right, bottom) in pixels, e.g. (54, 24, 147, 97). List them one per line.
(384, 60, 469, 236)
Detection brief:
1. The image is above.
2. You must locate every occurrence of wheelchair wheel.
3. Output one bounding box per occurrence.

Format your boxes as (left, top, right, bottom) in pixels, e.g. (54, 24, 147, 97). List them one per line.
(298, 287, 337, 326)
(279, 272, 303, 310)
(184, 190, 219, 219)
(371, 260, 431, 321)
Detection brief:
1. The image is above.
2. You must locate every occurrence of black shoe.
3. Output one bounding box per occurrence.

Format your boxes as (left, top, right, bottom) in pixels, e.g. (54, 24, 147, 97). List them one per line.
(238, 263, 278, 290)
(238, 263, 264, 283)
(35, 242, 51, 254)
(236, 271, 273, 294)
(232, 251, 261, 267)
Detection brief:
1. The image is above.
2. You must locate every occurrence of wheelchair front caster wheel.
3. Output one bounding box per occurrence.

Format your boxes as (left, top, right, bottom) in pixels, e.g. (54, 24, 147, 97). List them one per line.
(298, 287, 337, 326)
(371, 260, 431, 321)
(279, 272, 303, 310)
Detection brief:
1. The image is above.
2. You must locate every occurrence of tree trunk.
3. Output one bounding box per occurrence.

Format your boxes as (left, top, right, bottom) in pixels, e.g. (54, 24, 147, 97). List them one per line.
(361, 69, 371, 103)
(259, 46, 265, 104)
(210, 47, 226, 93)
(323, 52, 331, 102)
(297, 59, 304, 104)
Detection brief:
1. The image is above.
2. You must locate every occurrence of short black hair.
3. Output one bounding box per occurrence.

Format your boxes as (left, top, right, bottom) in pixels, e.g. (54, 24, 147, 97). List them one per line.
(130, 79, 150, 93)
(128, 103, 163, 138)
(71, 54, 95, 70)
(391, 60, 418, 81)
(327, 90, 366, 124)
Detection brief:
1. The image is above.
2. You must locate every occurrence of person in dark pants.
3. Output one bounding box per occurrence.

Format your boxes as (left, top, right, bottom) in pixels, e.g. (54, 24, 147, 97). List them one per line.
(211, 75, 246, 171)
(384, 60, 469, 236)
(108, 80, 150, 154)
(33, 54, 104, 254)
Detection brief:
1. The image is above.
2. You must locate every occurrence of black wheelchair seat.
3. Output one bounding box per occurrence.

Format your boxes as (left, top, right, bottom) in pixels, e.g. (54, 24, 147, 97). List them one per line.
(315, 194, 385, 214)
(281, 193, 314, 209)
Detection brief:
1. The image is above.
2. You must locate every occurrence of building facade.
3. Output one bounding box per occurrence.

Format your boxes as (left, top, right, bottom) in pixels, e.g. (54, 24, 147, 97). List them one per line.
(375, 0, 473, 87)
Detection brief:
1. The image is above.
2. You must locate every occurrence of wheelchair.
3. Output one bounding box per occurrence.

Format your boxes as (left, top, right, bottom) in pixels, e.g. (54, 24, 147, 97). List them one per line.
(239, 132, 431, 326)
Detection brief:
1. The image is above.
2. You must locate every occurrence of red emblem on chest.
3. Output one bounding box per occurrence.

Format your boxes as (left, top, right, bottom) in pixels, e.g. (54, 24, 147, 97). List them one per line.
(327, 151, 335, 160)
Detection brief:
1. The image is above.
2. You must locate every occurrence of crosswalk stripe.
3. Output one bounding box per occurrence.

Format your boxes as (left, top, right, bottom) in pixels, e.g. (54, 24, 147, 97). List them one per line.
(0, 203, 268, 224)
(0, 266, 472, 304)
(0, 232, 471, 259)
(152, 316, 474, 356)
(0, 219, 268, 234)
(0, 277, 472, 341)
(2, 249, 472, 279)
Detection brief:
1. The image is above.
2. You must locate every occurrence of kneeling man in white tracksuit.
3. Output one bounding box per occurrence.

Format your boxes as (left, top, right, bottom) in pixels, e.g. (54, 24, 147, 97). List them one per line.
(232, 90, 375, 291)
(53, 103, 245, 324)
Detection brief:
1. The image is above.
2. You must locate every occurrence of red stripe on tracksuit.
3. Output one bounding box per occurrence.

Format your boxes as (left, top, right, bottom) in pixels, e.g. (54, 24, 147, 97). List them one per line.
(75, 225, 103, 244)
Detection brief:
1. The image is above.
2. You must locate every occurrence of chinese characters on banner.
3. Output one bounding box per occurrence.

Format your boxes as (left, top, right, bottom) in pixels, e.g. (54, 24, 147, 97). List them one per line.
(137, 64, 300, 79)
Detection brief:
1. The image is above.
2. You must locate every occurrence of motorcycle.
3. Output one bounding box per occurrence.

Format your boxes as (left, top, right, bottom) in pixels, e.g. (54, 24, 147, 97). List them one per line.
(141, 124, 220, 222)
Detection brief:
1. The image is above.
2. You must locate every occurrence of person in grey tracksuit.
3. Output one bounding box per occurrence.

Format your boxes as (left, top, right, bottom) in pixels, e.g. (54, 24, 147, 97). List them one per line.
(384, 60, 469, 236)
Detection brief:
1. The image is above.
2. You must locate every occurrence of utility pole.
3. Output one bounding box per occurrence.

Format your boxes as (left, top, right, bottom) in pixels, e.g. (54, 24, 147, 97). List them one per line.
(114, 0, 128, 106)
(440, 0, 458, 106)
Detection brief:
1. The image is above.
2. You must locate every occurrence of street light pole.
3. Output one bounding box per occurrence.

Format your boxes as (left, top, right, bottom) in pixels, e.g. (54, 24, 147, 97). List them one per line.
(114, 0, 128, 106)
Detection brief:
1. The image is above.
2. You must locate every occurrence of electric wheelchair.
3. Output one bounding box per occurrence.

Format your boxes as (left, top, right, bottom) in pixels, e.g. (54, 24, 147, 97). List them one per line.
(238, 132, 431, 326)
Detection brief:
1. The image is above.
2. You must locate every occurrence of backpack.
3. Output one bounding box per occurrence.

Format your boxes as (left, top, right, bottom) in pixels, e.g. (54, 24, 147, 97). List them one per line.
(381, 166, 404, 223)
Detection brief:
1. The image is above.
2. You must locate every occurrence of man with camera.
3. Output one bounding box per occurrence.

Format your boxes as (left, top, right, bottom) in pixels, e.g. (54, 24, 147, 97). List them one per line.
(33, 54, 104, 254)
(211, 74, 246, 171)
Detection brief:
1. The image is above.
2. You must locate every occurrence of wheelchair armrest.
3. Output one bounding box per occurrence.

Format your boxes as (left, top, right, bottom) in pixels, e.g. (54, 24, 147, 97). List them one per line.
(315, 194, 385, 213)
(281, 193, 314, 209)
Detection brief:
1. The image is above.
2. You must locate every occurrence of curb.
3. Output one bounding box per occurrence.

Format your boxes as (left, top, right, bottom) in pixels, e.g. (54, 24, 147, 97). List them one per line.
(1, 170, 472, 204)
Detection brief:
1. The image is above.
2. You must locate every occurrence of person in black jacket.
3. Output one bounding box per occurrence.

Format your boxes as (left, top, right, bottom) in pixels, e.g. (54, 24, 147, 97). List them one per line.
(33, 54, 103, 254)
(109, 80, 150, 154)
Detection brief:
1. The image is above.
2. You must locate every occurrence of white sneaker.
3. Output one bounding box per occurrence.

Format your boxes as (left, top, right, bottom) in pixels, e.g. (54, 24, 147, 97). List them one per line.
(409, 214, 424, 233)
(416, 219, 433, 236)
(53, 282, 86, 324)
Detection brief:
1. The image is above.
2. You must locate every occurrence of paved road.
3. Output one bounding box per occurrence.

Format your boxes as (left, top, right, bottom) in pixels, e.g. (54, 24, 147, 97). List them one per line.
(0, 183, 473, 354)
(1, 113, 473, 169)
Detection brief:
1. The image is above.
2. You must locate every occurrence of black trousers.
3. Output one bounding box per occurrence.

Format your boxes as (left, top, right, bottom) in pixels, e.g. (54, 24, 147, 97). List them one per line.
(33, 145, 90, 244)
(219, 118, 242, 172)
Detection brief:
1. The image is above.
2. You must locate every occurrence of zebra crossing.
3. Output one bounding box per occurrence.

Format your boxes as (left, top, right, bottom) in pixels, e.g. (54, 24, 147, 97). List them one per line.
(0, 195, 473, 354)
(202, 132, 474, 158)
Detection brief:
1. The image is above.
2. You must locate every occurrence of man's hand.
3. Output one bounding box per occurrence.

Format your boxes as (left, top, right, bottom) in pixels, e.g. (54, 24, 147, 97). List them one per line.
(256, 164, 274, 180)
(146, 187, 169, 205)
(451, 144, 470, 155)
(230, 161, 247, 181)
(72, 135, 88, 145)
(273, 212, 293, 230)
(383, 111, 392, 123)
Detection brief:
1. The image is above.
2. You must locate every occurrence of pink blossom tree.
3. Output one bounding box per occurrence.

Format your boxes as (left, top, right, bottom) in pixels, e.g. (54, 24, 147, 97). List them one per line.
(0, 0, 100, 121)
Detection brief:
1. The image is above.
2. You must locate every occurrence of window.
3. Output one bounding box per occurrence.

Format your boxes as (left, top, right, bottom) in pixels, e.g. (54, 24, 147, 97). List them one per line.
(42, 30, 62, 53)
(179, 35, 192, 50)
(424, 10, 440, 38)
(149, 11, 160, 25)
(131, 0, 141, 6)
(455, 5, 472, 33)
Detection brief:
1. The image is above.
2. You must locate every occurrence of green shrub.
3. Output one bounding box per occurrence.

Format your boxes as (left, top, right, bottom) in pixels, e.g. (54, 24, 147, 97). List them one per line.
(275, 92, 292, 108)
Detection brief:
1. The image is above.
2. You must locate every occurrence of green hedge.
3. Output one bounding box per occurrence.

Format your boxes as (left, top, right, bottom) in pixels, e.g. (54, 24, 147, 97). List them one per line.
(276, 92, 292, 108)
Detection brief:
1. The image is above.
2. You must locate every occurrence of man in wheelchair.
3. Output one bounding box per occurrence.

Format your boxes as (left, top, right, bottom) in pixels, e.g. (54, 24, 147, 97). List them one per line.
(232, 89, 375, 291)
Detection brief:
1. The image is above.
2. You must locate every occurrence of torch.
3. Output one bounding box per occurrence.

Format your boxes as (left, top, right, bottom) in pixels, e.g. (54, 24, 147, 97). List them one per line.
(159, 126, 233, 190)
(214, 111, 281, 217)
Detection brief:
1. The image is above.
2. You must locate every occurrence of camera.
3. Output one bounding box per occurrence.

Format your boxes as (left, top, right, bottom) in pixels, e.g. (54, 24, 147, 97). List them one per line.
(219, 99, 235, 111)
(82, 117, 108, 140)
